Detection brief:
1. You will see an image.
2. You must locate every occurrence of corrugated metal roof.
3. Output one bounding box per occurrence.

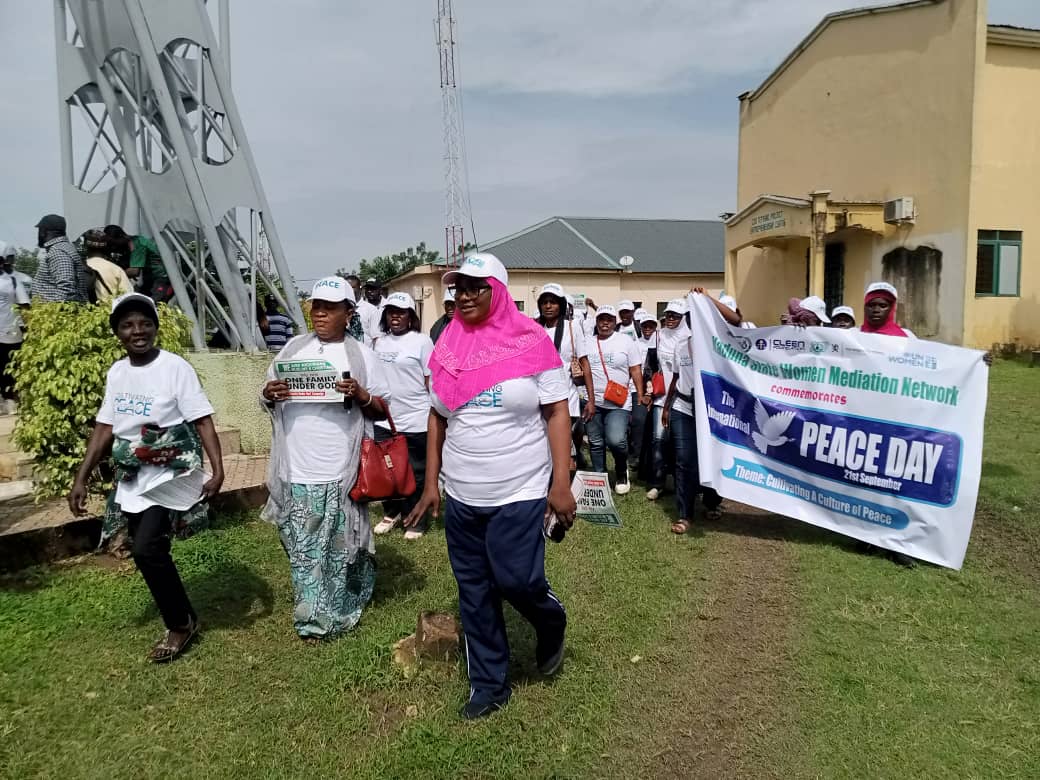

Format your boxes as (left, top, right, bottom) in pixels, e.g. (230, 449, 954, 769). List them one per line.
(480, 219, 616, 270)
(561, 217, 724, 273)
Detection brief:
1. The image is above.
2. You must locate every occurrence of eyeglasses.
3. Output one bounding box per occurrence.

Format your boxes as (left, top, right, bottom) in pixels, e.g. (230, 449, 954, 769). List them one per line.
(663, 312, 683, 320)
(448, 283, 491, 299)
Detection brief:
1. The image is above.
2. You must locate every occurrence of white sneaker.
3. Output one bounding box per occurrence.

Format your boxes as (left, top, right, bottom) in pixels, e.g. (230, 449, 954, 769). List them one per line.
(615, 480, 631, 496)
(373, 514, 401, 535)
(646, 488, 660, 501)
(403, 528, 425, 541)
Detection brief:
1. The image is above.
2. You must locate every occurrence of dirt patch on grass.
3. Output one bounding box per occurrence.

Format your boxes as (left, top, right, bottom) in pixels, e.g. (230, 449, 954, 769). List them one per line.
(610, 503, 801, 779)
(970, 508, 1040, 587)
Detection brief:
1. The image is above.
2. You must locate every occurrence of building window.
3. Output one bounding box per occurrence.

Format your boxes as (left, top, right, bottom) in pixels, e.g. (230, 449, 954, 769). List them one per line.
(976, 230, 1021, 297)
(514, 300, 524, 312)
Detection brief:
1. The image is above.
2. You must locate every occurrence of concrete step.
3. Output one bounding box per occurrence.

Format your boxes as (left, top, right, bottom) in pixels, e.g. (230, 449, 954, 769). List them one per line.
(0, 480, 33, 502)
(0, 453, 270, 572)
(0, 424, 242, 483)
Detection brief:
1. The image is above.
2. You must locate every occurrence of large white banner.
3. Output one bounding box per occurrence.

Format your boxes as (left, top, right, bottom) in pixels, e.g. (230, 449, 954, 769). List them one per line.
(688, 295, 989, 569)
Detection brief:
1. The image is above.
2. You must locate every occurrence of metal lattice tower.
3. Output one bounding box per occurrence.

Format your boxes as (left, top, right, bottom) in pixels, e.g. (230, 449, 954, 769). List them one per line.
(54, 0, 304, 350)
(435, 0, 468, 267)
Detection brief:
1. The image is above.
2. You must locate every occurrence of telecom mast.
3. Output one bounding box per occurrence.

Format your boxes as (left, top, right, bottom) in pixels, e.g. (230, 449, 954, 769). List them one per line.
(435, 0, 469, 266)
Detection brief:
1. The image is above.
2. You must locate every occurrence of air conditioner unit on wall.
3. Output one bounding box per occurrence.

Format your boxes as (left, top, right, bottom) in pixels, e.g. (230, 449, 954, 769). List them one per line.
(884, 197, 916, 224)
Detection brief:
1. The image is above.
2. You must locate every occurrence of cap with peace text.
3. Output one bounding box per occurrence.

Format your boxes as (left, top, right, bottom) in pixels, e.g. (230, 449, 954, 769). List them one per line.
(595, 305, 618, 320)
(441, 252, 508, 286)
(635, 308, 656, 324)
(538, 283, 566, 301)
(831, 305, 856, 321)
(664, 298, 687, 315)
(799, 295, 831, 324)
(383, 291, 416, 312)
(311, 276, 356, 304)
(616, 300, 635, 312)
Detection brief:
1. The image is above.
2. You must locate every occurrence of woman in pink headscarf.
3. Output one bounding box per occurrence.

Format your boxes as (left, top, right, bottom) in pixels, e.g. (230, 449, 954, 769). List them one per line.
(405, 253, 576, 721)
(859, 282, 910, 337)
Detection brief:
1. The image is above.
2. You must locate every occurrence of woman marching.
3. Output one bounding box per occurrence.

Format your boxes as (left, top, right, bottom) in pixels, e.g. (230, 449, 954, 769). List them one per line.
(372, 291, 435, 539)
(661, 289, 742, 534)
(644, 299, 690, 501)
(261, 277, 392, 640)
(586, 305, 648, 495)
(536, 283, 595, 470)
(69, 293, 225, 662)
(405, 253, 576, 720)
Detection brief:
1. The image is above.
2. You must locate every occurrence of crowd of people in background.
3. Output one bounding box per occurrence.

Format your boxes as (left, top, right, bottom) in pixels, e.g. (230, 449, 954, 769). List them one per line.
(11, 222, 985, 717)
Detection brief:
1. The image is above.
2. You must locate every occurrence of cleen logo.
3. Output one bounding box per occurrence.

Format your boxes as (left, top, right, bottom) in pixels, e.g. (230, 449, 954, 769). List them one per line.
(751, 398, 796, 454)
(755, 338, 768, 351)
(771, 338, 806, 352)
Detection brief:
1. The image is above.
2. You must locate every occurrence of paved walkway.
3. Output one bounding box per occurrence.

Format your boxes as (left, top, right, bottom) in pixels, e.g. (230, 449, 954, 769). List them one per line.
(0, 454, 269, 538)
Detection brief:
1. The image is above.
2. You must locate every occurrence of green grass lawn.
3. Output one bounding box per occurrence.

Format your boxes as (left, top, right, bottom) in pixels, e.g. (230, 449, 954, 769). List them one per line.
(1, 360, 1038, 779)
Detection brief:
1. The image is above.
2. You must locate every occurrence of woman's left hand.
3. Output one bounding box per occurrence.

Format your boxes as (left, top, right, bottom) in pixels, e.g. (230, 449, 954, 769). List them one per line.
(337, 377, 370, 406)
(582, 399, 595, 422)
(983, 351, 993, 366)
(201, 470, 224, 500)
(548, 483, 577, 529)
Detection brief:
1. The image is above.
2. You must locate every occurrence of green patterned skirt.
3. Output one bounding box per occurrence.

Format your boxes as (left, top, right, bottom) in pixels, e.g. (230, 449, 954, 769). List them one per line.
(277, 482, 376, 639)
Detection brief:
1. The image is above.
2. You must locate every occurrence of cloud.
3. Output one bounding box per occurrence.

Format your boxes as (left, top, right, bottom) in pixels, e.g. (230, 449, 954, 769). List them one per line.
(1, 0, 1038, 283)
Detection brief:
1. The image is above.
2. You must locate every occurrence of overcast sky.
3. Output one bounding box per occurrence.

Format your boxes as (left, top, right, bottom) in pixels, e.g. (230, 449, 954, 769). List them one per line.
(1, 0, 1037, 283)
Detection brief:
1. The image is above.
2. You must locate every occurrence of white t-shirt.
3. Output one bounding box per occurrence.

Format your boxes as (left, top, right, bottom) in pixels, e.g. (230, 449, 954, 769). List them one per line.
(617, 321, 638, 341)
(279, 338, 392, 484)
(357, 299, 385, 346)
(373, 330, 433, 433)
(588, 332, 643, 411)
(544, 320, 587, 418)
(96, 351, 215, 512)
(665, 335, 696, 418)
(431, 367, 569, 507)
(0, 274, 29, 344)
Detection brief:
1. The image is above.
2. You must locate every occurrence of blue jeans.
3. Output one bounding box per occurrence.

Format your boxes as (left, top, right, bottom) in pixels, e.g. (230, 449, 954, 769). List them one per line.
(587, 406, 631, 481)
(650, 405, 672, 490)
(671, 408, 721, 519)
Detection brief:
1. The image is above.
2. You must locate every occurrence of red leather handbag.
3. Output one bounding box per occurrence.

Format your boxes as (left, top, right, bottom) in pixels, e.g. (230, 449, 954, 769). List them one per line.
(650, 372, 666, 397)
(349, 410, 417, 503)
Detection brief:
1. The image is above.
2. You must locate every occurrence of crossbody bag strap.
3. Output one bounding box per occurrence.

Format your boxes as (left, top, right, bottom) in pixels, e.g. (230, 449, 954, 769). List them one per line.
(595, 335, 611, 377)
(553, 319, 565, 351)
(568, 321, 575, 355)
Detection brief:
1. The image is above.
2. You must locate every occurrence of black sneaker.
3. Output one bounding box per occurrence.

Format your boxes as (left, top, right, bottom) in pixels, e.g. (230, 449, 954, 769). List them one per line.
(460, 699, 507, 721)
(537, 631, 566, 677)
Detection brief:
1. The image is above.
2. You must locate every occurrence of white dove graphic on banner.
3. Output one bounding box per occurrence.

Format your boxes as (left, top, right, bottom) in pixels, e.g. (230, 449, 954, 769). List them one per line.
(751, 398, 796, 454)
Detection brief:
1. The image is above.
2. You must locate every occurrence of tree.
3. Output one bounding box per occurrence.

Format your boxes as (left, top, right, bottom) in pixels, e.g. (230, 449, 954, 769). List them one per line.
(338, 241, 441, 283)
(12, 247, 39, 277)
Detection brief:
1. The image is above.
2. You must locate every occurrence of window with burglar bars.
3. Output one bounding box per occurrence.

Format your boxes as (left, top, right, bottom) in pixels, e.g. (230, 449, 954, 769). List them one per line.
(975, 230, 1022, 297)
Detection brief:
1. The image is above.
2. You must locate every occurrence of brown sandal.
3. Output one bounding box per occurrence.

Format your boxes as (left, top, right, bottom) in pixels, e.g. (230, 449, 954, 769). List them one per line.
(147, 617, 199, 664)
(671, 519, 692, 535)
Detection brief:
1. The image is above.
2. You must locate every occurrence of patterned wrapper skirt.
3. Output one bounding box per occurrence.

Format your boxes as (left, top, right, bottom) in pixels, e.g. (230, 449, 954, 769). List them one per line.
(277, 482, 376, 639)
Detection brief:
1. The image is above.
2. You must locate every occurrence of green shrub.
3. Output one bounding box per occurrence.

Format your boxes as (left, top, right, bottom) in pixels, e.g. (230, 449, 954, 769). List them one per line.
(10, 302, 193, 500)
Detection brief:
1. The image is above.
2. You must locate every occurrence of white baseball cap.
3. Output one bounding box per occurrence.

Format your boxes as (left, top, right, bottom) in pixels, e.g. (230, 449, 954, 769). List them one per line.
(441, 252, 508, 286)
(718, 294, 738, 313)
(865, 281, 898, 300)
(109, 291, 158, 329)
(0, 241, 13, 258)
(443, 287, 455, 302)
(664, 298, 687, 315)
(595, 305, 618, 320)
(799, 295, 831, 324)
(617, 299, 635, 312)
(831, 305, 856, 321)
(384, 291, 416, 312)
(538, 283, 566, 301)
(564, 294, 575, 307)
(311, 276, 356, 304)
(635, 308, 655, 324)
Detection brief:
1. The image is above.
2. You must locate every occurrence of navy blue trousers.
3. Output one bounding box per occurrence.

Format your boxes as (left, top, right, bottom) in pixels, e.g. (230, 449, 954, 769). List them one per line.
(444, 495, 567, 706)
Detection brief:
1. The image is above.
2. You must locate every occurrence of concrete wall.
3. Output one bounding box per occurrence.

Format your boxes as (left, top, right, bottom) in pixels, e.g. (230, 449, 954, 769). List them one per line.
(187, 351, 272, 455)
(732, 0, 983, 342)
(964, 40, 1040, 348)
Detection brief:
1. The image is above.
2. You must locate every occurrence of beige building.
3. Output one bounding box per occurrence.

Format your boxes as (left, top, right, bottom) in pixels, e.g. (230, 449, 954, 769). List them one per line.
(391, 217, 724, 330)
(726, 0, 1040, 348)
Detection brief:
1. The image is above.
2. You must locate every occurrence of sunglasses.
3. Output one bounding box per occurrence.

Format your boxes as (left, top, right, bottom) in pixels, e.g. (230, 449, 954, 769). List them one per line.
(448, 282, 492, 299)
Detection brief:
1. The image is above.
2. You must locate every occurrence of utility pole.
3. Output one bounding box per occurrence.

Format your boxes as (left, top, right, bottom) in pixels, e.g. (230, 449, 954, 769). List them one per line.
(435, 0, 469, 266)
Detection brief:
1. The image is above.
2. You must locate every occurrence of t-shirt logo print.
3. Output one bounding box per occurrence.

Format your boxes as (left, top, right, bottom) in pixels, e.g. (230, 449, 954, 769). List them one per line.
(751, 397, 796, 454)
